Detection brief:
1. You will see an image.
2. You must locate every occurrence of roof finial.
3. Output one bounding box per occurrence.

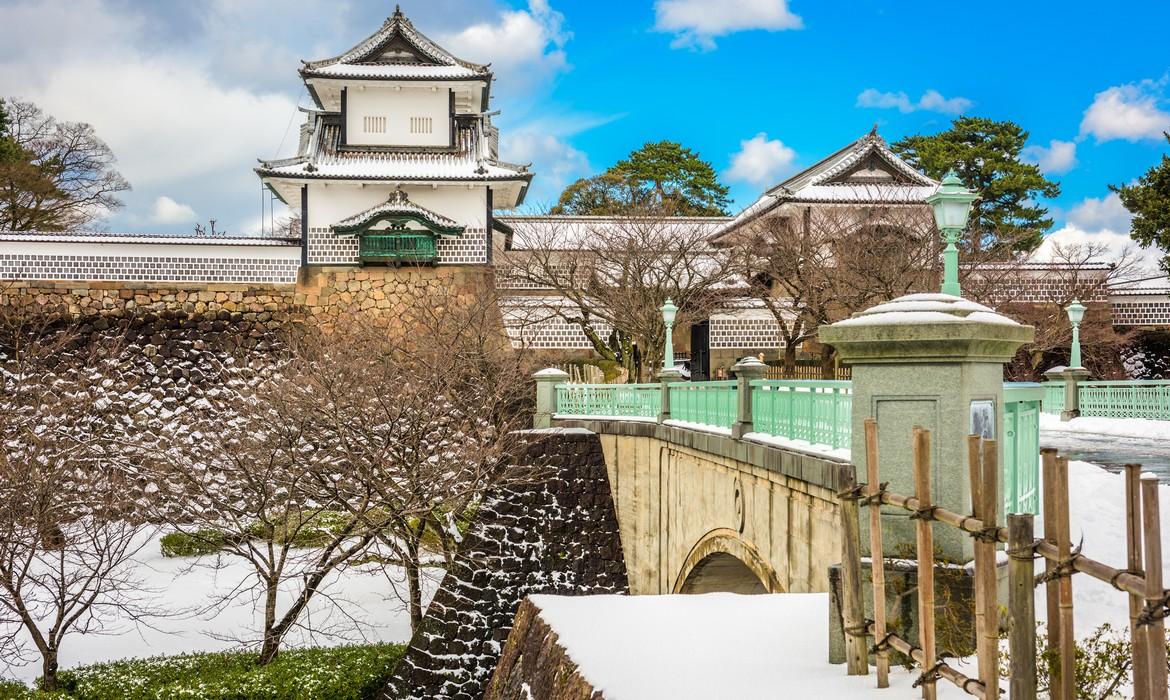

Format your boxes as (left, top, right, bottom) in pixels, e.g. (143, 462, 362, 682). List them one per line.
(393, 4, 403, 19)
(868, 123, 879, 137)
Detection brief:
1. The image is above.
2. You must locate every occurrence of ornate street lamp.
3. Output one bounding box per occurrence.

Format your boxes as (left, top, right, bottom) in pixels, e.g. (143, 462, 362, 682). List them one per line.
(925, 171, 978, 297)
(1066, 299, 1086, 368)
(661, 298, 679, 372)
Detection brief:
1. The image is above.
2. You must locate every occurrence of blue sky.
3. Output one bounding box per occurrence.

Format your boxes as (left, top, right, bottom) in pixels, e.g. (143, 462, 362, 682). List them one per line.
(1, 0, 1167, 259)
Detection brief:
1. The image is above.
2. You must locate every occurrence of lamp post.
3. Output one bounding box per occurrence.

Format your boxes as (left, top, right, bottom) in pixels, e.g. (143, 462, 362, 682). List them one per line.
(661, 298, 678, 372)
(1066, 299, 1086, 369)
(925, 171, 978, 297)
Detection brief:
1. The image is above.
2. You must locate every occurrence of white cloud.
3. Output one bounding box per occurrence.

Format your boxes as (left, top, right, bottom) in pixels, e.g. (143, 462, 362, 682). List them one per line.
(149, 196, 196, 225)
(856, 88, 972, 115)
(725, 133, 798, 187)
(1080, 78, 1170, 142)
(654, 0, 802, 51)
(500, 130, 590, 208)
(1066, 192, 1133, 233)
(440, 0, 570, 94)
(1022, 139, 1078, 175)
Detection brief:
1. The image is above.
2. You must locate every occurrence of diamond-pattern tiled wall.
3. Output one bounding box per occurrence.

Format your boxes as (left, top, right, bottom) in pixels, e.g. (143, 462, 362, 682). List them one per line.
(0, 253, 299, 284)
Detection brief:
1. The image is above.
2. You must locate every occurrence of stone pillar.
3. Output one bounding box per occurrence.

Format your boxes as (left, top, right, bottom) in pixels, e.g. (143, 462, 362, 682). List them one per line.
(532, 367, 570, 429)
(657, 367, 682, 424)
(1060, 368, 1089, 421)
(819, 294, 1033, 562)
(731, 356, 768, 439)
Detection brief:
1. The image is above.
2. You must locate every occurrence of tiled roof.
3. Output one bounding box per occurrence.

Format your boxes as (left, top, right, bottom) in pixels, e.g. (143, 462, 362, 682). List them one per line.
(256, 117, 530, 183)
(0, 231, 299, 246)
(300, 7, 489, 82)
(333, 190, 463, 234)
(713, 129, 939, 239)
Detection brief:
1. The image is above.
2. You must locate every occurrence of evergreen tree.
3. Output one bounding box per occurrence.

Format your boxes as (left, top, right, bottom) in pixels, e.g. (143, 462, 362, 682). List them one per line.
(553, 141, 730, 216)
(893, 117, 1060, 253)
(1112, 133, 1170, 272)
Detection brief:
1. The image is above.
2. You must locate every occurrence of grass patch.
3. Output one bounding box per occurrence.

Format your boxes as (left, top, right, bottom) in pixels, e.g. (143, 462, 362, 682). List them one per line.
(159, 529, 226, 558)
(1, 644, 405, 700)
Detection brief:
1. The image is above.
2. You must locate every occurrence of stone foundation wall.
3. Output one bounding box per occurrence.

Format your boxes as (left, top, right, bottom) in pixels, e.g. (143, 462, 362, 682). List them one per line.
(484, 598, 603, 700)
(0, 265, 490, 327)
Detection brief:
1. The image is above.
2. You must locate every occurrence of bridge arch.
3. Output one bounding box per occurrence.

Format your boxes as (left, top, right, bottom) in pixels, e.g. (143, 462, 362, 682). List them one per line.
(673, 529, 784, 594)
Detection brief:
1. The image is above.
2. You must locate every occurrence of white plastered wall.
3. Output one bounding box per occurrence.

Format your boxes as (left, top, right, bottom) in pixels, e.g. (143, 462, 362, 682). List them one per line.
(346, 87, 450, 148)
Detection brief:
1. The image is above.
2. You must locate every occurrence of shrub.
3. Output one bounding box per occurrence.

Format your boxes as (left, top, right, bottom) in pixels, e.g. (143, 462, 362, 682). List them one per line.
(32, 644, 406, 700)
(159, 529, 226, 558)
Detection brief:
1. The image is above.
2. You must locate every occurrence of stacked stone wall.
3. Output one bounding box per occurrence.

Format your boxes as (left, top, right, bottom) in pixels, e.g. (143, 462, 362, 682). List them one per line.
(0, 265, 490, 327)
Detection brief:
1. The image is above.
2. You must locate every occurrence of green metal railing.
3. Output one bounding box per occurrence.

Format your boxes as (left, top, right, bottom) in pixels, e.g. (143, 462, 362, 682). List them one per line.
(751, 380, 852, 450)
(359, 233, 437, 263)
(1078, 381, 1170, 420)
(555, 383, 660, 419)
(1040, 379, 1170, 420)
(1003, 383, 1043, 515)
(668, 380, 738, 431)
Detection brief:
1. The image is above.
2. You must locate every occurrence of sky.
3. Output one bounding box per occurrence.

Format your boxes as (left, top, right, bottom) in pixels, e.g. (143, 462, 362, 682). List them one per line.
(0, 0, 1167, 264)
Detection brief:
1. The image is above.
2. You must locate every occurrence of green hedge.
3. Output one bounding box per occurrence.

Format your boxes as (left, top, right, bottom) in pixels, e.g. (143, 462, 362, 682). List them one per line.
(1, 644, 405, 700)
(159, 529, 226, 558)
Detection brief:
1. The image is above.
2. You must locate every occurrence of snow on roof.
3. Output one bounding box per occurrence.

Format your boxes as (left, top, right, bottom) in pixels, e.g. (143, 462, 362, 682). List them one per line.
(0, 231, 300, 247)
(832, 293, 1023, 327)
(527, 593, 972, 699)
(332, 189, 463, 234)
(300, 6, 489, 81)
(498, 215, 732, 251)
(257, 119, 529, 183)
(712, 129, 939, 240)
(1110, 274, 1170, 296)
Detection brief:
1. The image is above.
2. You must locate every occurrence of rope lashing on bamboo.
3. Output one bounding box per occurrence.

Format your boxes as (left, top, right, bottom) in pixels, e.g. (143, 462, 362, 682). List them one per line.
(1136, 590, 1170, 627)
(1006, 539, 1040, 561)
(971, 524, 1002, 543)
(836, 482, 867, 502)
(912, 660, 946, 689)
(870, 630, 895, 656)
(1109, 567, 1145, 591)
(858, 482, 889, 508)
(1034, 542, 1083, 584)
(844, 621, 870, 637)
(909, 504, 938, 521)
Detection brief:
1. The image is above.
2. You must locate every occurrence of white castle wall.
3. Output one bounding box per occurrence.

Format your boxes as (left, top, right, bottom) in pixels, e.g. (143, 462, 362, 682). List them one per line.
(346, 86, 450, 148)
(0, 237, 301, 284)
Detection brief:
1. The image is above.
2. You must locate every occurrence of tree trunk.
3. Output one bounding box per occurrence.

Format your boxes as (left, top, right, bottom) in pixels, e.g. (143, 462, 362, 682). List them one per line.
(782, 343, 797, 379)
(40, 648, 59, 692)
(820, 344, 835, 380)
(405, 534, 423, 632)
(258, 576, 281, 666)
(258, 633, 281, 666)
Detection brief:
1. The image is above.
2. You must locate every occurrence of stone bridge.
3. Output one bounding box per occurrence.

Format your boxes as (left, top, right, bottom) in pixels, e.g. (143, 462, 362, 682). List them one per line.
(551, 418, 851, 596)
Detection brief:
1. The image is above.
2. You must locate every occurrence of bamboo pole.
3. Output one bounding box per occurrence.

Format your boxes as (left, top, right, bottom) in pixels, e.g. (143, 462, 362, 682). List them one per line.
(1055, 455, 1076, 700)
(1141, 474, 1169, 700)
(979, 438, 1000, 699)
(913, 426, 936, 700)
(865, 418, 889, 688)
(840, 464, 869, 676)
(863, 623, 987, 698)
(1041, 447, 1062, 689)
(967, 436, 988, 688)
(1126, 464, 1150, 698)
(1008, 514, 1037, 700)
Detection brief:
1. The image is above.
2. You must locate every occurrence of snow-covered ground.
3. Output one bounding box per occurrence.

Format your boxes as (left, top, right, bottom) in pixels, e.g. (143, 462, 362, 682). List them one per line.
(1040, 412, 1170, 441)
(2, 533, 440, 685)
(529, 460, 1170, 699)
(1041, 413, 1170, 481)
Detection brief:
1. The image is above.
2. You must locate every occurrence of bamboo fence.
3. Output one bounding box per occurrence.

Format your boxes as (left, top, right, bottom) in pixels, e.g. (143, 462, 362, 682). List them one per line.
(837, 418, 1170, 699)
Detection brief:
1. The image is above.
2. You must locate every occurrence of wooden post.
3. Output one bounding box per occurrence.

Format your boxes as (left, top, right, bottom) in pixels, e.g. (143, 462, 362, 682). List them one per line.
(1141, 474, 1169, 700)
(1055, 455, 1076, 700)
(1126, 464, 1150, 698)
(914, 426, 937, 700)
(979, 438, 1000, 699)
(967, 436, 987, 688)
(1040, 447, 1062, 686)
(865, 419, 889, 688)
(840, 464, 869, 676)
(1008, 514, 1037, 700)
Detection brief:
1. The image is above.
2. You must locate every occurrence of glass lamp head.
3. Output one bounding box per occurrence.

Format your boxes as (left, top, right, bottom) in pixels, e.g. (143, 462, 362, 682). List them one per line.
(1066, 299, 1086, 326)
(926, 171, 978, 231)
(661, 298, 678, 326)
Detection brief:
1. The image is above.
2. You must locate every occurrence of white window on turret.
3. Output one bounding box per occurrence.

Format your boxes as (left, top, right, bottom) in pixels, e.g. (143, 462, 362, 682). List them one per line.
(410, 117, 433, 135)
(363, 116, 387, 134)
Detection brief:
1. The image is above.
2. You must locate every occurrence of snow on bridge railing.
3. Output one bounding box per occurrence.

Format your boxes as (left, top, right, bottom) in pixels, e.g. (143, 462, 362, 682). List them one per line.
(1041, 379, 1170, 421)
(667, 380, 738, 431)
(750, 380, 852, 451)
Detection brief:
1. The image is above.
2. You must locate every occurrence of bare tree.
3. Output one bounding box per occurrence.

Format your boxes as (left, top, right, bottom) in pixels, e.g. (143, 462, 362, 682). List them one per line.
(0, 309, 161, 691)
(501, 210, 735, 381)
(0, 98, 131, 232)
(728, 203, 938, 377)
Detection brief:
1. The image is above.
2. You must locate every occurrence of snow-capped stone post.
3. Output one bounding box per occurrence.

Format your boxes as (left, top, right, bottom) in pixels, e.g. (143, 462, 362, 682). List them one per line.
(533, 367, 570, 429)
(819, 293, 1034, 561)
(731, 356, 768, 439)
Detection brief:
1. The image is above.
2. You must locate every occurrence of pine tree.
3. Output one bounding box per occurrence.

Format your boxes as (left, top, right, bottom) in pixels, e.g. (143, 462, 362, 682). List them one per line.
(1112, 133, 1170, 272)
(893, 117, 1060, 254)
